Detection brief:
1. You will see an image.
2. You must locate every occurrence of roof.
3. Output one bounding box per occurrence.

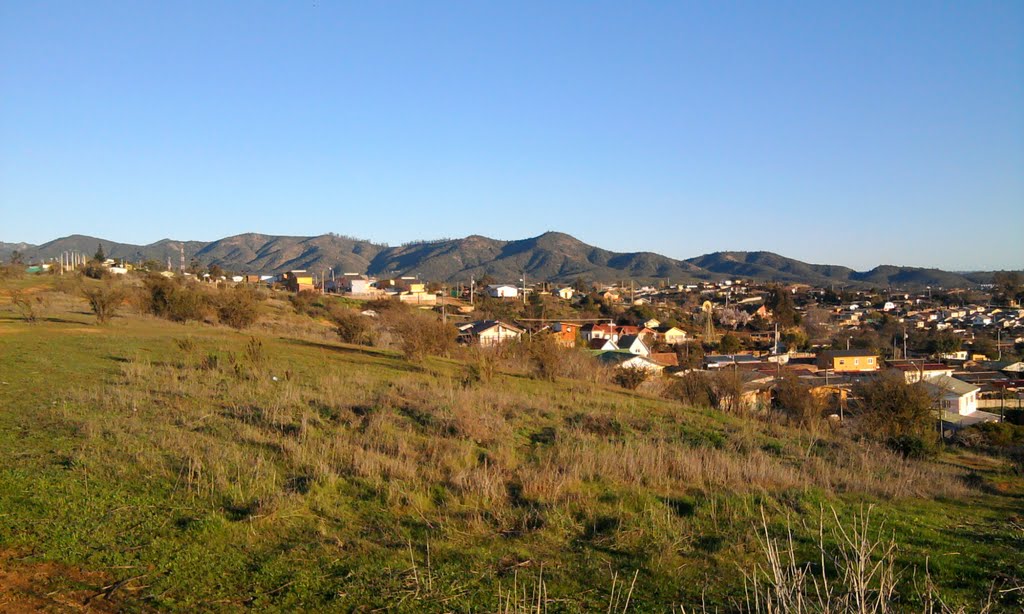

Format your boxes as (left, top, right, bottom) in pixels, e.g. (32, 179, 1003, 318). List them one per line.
(922, 375, 980, 397)
(617, 335, 648, 349)
(594, 351, 661, 368)
(705, 354, 762, 364)
(460, 320, 524, 336)
(820, 349, 877, 358)
(889, 363, 951, 372)
(650, 353, 679, 367)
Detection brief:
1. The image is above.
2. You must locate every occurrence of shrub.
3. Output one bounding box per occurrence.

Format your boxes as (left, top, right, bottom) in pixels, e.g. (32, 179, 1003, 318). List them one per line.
(388, 309, 457, 362)
(708, 369, 746, 413)
(82, 262, 108, 280)
(81, 280, 126, 324)
(664, 371, 715, 408)
(613, 366, 648, 390)
(854, 372, 937, 449)
(527, 334, 561, 381)
(464, 347, 498, 385)
(289, 290, 323, 317)
(216, 286, 261, 330)
(774, 375, 826, 428)
(886, 435, 931, 459)
(11, 290, 46, 324)
(0, 264, 24, 280)
(332, 308, 375, 346)
(144, 275, 210, 322)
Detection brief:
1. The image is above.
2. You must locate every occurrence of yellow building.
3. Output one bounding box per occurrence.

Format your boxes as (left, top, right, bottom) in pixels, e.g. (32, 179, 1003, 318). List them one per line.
(282, 270, 315, 293)
(816, 349, 879, 373)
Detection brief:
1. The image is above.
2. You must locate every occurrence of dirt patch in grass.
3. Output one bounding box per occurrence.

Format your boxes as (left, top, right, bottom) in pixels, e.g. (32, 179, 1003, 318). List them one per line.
(0, 550, 124, 613)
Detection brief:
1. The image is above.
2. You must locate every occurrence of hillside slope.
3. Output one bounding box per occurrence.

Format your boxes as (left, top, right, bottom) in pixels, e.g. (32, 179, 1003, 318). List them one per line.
(0, 278, 1020, 610)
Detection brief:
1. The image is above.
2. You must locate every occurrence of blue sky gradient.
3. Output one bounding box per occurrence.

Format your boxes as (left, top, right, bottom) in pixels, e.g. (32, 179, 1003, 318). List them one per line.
(1, 1, 1021, 270)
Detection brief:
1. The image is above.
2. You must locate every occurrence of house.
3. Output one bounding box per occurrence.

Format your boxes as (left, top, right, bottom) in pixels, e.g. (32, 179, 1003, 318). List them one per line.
(346, 276, 381, 296)
(486, 284, 519, 299)
(616, 335, 651, 357)
(587, 338, 618, 351)
(282, 270, 315, 293)
(655, 326, 688, 345)
(703, 354, 763, 370)
(887, 362, 955, 383)
(556, 287, 575, 300)
(923, 375, 980, 416)
(644, 318, 661, 329)
(582, 323, 618, 342)
(457, 320, 524, 347)
(551, 322, 580, 348)
(594, 351, 664, 373)
(816, 349, 879, 373)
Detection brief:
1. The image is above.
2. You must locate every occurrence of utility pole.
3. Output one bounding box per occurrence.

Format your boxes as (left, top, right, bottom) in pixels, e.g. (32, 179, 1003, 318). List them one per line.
(470, 276, 475, 305)
(522, 271, 527, 305)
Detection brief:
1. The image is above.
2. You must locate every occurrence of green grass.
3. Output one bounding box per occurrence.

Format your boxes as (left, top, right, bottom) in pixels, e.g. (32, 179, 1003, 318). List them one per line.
(0, 276, 1022, 611)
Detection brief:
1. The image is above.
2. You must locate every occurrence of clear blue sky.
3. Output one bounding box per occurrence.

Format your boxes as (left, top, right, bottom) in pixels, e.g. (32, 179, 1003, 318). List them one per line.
(2, 1, 1021, 270)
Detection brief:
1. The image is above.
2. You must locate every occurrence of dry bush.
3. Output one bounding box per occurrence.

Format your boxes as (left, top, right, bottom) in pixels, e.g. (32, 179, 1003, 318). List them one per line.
(743, 506, 898, 614)
(82, 262, 108, 280)
(0, 263, 24, 280)
(215, 285, 261, 329)
(11, 289, 47, 323)
(664, 371, 716, 408)
(386, 309, 456, 362)
(775, 375, 827, 429)
(143, 275, 212, 322)
(331, 307, 376, 346)
(528, 333, 561, 381)
(709, 369, 746, 413)
(81, 280, 126, 324)
(613, 366, 648, 390)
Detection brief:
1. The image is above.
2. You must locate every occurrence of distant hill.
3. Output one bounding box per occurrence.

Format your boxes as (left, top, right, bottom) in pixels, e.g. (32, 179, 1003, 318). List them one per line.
(685, 251, 981, 288)
(4, 231, 1014, 288)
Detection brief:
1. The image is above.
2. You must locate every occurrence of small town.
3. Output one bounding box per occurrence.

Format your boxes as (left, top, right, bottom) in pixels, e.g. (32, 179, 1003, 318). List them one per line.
(20, 253, 1024, 433)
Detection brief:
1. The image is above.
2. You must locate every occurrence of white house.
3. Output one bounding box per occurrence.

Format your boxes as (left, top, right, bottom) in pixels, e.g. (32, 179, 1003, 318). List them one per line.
(595, 351, 664, 373)
(616, 335, 651, 357)
(486, 284, 519, 299)
(923, 375, 980, 416)
(556, 287, 575, 300)
(457, 320, 524, 346)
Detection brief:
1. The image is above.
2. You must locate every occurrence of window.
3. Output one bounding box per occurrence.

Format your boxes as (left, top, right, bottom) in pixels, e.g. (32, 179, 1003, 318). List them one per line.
(854, 358, 860, 366)
(867, 357, 874, 364)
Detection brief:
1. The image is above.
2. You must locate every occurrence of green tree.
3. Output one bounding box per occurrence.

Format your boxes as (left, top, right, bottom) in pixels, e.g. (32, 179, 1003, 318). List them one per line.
(927, 332, 961, 356)
(993, 271, 1021, 304)
(718, 333, 741, 354)
(854, 372, 937, 456)
(767, 285, 800, 327)
(94, 243, 106, 262)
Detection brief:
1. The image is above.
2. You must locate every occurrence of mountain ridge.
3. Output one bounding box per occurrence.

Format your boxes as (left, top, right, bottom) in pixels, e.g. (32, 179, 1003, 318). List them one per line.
(1, 232, 1016, 288)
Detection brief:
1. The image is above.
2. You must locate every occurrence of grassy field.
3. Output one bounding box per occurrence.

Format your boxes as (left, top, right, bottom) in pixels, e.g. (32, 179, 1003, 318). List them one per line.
(0, 275, 1021, 612)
